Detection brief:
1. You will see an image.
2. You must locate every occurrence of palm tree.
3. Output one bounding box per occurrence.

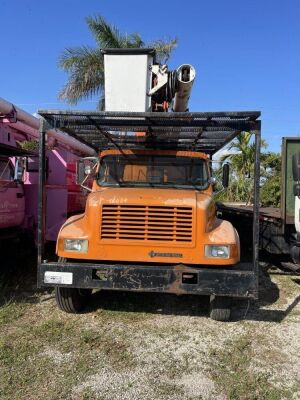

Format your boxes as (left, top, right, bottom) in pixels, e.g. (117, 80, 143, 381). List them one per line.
(220, 132, 267, 204)
(221, 132, 267, 175)
(58, 15, 177, 108)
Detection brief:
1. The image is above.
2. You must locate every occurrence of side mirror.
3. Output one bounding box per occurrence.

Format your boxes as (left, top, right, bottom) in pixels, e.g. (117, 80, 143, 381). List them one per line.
(76, 158, 98, 188)
(14, 157, 25, 182)
(76, 159, 86, 185)
(292, 154, 300, 182)
(222, 163, 230, 188)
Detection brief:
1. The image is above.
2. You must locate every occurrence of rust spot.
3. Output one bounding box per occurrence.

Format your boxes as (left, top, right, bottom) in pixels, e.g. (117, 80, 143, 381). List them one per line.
(167, 263, 199, 295)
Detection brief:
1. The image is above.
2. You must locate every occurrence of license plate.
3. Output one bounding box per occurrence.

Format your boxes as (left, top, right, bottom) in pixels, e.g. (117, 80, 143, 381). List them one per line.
(44, 271, 73, 285)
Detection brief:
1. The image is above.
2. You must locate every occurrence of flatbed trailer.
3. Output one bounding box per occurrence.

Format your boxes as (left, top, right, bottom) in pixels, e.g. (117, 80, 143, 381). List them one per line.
(217, 137, 300, 269)
(37, 111, 261, 319)
(217, 203, 290, 254)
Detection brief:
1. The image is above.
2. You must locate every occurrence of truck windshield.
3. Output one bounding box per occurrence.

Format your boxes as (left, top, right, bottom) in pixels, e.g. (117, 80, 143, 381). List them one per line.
(98, 155, 209, 189)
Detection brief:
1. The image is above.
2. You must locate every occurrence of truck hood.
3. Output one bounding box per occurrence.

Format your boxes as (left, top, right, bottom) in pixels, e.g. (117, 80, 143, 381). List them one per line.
(87, 187, 212, 209)
(58, 186, 239, 265)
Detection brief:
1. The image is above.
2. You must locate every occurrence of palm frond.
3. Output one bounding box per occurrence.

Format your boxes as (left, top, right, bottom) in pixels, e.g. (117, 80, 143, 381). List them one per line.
(86, 15, 126, 48)
(97, 95, 105, 111)
(125, 32, 144, 48)
(58, 46, 101, 70)
(219, 152, 233, 163)
(58, 47, 104, 104)
(150, 38, 178, 63)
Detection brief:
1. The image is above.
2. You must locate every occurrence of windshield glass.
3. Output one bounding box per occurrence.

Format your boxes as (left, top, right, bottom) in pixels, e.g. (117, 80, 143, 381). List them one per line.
(98, 154, 209, 189)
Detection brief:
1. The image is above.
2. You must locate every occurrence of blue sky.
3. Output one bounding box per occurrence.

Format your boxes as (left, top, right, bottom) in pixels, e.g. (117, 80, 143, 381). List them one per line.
(1, 0, 300, 153)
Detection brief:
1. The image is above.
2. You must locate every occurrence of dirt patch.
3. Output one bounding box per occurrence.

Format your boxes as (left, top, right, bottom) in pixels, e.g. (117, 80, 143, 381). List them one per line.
(41, 347, 73, 365)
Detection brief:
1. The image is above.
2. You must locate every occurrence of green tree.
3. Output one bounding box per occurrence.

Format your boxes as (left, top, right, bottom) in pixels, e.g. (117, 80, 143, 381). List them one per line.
(260, 152, 281, 207)
(216, 133, 281, 207)
(58, 15, 177, 108)
(219, 132, 267, 204)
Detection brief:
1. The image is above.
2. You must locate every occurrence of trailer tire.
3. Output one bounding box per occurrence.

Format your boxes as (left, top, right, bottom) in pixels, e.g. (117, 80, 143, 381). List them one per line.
(55, 287, 92, 313)
(209, 295, 231, 321)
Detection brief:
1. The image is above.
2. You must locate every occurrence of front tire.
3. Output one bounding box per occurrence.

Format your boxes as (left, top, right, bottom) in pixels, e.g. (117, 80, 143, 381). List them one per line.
(55, 287, 92, 313)
(209, 295, 231, 321)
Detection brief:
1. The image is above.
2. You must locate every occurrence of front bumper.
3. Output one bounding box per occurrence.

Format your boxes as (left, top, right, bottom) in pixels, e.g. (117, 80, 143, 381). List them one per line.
(38, 261, 258, 298)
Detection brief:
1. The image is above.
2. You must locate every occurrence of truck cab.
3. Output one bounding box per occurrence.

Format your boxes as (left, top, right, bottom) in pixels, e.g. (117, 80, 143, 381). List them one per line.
(57, 149, 239, 267)
(0, 156, 25, 232)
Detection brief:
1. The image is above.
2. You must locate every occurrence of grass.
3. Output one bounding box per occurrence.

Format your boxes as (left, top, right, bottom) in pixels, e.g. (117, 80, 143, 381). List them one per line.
(0, 300, 29, 324)
(155, 381, 185, 398)
(0, 292, 199, 399)
(208, 335, 295, 400)
(0, 293, 141, 400)
(78, 328, 135, 368)
(0, 266, 299, 400)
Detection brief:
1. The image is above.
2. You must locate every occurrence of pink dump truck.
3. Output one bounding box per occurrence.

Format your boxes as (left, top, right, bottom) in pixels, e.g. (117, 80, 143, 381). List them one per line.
(0, 97, 95, 246)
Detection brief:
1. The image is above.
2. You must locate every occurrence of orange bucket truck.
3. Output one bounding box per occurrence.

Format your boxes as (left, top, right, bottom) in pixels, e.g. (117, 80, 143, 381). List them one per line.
(37, 49, 261, 320)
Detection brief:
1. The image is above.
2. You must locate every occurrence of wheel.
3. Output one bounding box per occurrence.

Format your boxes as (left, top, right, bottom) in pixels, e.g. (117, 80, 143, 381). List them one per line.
(55, 257, 92, 313)
(209, 295, 231, 321)
(55, 287, 92, 313)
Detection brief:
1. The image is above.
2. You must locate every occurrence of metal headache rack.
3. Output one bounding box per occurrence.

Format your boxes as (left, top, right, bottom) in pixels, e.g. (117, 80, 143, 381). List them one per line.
(38, 110, 261, 156)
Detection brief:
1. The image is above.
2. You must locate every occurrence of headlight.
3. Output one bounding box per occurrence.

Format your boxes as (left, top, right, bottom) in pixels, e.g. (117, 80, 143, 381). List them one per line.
(64, 239, 88, 253)
(205, 245, 229, 259)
